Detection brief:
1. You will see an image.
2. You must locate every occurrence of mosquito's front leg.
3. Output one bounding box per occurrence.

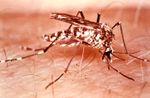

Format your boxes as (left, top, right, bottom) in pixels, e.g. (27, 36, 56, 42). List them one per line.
(100, 50, 135, 81)
(45, 55, 75, 89)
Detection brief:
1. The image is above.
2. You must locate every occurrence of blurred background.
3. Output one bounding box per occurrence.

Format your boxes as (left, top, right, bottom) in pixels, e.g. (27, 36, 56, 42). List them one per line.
(0, 0, 150, 13)
(0, 0, 150, 98)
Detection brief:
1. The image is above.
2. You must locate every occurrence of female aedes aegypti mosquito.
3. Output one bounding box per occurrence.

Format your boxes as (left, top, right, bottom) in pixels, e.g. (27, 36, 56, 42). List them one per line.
(0, 11, 149, 89)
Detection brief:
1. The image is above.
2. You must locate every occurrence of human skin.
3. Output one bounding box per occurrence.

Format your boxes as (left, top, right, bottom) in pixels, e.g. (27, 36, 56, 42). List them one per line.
(0, 4, 150, 98)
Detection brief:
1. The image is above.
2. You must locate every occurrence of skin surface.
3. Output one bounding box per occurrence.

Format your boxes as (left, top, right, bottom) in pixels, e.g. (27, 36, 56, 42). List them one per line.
(0, 1, 150, 98)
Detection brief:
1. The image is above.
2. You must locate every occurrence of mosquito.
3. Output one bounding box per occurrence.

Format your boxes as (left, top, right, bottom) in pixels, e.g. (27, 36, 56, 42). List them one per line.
(0, 11, 149, 89)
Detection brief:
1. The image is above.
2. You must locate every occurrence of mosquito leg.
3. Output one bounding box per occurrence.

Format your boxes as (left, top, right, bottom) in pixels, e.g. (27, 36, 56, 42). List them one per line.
(113, 51, 140, 54)
(112, 51, 145, 62)
(20, 33, 59, 52)
(0, 47, 47, 63)
(99, 49, 111, 70)
(112, 22, 128, 54)
(111, 53, 125, 61)
(106, 58, 135, 81)
(99, 49, 134, 80)
(112, 51, 144, 61)
(112, 22, 150, 62)
(109, 63, 135, 81)
(76, 11, 85, 19)
(20, 33, 58, 52)
(45, 55, 75, 89)
(0, 31, 62, 63)
(68, 11, 85, 30)
(20, 46, 46, 52)
(111, 50, 141, 61)
(96, 13, 101, 23)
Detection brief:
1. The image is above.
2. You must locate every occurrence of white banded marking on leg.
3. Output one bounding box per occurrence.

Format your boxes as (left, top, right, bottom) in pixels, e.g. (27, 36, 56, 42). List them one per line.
(0, 60, 6, 63)
(50, 36, 56, 41)
(7, 57, 13, 60)
(37, 50, 44, 55)
(144, 59, 148, 62)
(21, 46, 35, 51)
(17, 57, 22, 60)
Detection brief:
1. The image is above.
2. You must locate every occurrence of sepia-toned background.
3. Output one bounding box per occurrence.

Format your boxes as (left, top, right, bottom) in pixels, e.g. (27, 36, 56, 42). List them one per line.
(0, 0, 150, 98)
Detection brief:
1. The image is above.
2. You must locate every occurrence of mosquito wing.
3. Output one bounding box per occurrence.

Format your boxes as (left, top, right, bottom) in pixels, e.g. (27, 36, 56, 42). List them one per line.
(51, 12, 101, 28)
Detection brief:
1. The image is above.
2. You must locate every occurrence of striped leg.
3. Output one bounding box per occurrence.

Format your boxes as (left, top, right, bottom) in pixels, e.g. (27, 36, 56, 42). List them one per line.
(20, 46, 45, 52)
(0, 31, 62, 63)
(0, 29, 81, 63)
(112, 22, 150, 62)
(20, 34, 56, 52)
